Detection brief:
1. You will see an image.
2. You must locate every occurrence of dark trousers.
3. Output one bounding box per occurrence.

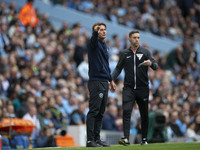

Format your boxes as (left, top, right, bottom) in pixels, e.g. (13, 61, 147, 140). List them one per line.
(122, 86, 149, 140)
(86, 80, 109, 141)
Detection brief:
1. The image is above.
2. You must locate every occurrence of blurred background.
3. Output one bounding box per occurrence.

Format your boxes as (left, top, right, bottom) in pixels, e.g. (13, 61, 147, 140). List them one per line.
(0, 0, 200, 149)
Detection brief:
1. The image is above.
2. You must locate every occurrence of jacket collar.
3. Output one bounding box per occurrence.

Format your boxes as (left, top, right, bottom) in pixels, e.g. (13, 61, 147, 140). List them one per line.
(128, 45, 140, 53)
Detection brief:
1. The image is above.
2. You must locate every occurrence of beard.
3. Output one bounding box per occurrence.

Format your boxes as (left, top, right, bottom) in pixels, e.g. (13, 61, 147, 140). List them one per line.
(134, 43, 139, 47)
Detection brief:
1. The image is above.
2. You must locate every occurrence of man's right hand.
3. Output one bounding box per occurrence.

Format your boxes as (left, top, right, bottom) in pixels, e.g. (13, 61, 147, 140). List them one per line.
(94, 25, 100, 32)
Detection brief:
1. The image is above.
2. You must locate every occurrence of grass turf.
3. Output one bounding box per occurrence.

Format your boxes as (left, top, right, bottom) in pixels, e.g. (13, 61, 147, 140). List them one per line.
(31, 142, 200, 150)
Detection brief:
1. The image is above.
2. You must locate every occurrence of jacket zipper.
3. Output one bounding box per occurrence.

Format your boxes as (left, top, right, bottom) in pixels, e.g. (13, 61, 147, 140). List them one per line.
(133, 52, 136, 89)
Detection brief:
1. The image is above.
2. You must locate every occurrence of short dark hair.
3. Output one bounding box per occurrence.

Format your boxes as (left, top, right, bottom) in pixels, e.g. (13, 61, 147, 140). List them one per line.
(129, 30, 140, 37)
(92, 22, 106, 32)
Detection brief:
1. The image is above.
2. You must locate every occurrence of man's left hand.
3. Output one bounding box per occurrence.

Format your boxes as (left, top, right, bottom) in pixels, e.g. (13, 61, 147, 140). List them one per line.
(109, 80, 116, 92)
(142, 59, 152, 66)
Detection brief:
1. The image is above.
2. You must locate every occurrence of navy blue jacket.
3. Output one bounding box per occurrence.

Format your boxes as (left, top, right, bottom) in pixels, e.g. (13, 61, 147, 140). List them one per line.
(87, 31, 112, 81)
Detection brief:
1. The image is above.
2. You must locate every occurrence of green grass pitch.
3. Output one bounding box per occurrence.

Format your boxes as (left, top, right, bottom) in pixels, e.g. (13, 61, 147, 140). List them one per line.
(31, 142, 200, 150)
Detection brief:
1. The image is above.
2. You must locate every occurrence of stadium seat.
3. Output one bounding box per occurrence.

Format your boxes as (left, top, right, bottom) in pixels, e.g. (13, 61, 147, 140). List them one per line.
(55, 134, 77, 147)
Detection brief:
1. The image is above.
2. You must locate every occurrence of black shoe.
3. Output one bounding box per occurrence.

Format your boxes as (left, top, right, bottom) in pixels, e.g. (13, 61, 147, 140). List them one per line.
(96, 140, 110, 147)
(86, 141, 103, 147)
(141, 138, 148, 145)
(118, 137, 130, 146)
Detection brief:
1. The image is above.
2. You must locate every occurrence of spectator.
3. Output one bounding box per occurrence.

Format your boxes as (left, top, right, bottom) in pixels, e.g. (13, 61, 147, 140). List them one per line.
(12, 89, 26, 112)
(73, 36, 87, 67)
(23, 105, 41, 147)
(33, 42, 45, 64)
(60, 87, 71, 115)
(77, 53, 89, 81)
(166, 46, 184, 70)
(36, 126, 57, 148)
(16, 96, 35, 118)
(168, 111, 184, 138)
(102, 104, 121, 131)
(70, 101, 86, 125)
(175, 111, 187, 136)
(18, 0, 38, 27)
(186, 122, 200, 141)
(55, 94, 68, 120)
(48, 97, 67, 129)
(0, 20, 10, 57)
(194, 113, 200, 135)
(37, 102, 47, 129)
(5, 102, 16, 118)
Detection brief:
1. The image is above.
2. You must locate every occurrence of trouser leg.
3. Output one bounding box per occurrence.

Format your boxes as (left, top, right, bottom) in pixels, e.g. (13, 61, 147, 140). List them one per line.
(122, 87, 135, 140)
(94, 82, 108, 141)
(136, 88, 149, 140)
(86, 81, 108, 141)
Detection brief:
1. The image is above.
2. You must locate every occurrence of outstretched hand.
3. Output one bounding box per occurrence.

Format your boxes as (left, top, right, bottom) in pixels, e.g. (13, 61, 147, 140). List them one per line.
(109, 80, 116, 92)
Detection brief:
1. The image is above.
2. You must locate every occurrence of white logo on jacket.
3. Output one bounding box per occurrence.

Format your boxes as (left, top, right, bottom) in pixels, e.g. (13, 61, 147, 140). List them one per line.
(99, 93, 103, 98)
(143, 98, 148, 101)
(136, 54, 143, 60)
(126, 56, 131, 58)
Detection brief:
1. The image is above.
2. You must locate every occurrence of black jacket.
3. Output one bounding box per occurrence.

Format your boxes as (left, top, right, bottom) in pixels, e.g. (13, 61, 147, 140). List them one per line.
(87, 31, 112, 82)
(112, 46, 158, 89)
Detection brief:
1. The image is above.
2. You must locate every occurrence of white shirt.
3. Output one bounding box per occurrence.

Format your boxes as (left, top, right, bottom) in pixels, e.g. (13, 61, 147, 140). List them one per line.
(23, 113, 41, 130)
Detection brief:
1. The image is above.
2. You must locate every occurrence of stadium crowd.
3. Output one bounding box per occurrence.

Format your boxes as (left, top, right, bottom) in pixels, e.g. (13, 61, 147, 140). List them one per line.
(49, 0, 200, 42)
(0, 0, 200, 148)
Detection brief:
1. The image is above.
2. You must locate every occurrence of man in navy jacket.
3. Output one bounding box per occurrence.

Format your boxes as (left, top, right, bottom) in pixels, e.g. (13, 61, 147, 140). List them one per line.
(86, 22, 116, 147)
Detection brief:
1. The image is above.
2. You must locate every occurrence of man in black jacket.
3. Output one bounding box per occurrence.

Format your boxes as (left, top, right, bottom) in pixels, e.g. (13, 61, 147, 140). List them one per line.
(86, 22, 116, 147)
(112, 30, 158, 146)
